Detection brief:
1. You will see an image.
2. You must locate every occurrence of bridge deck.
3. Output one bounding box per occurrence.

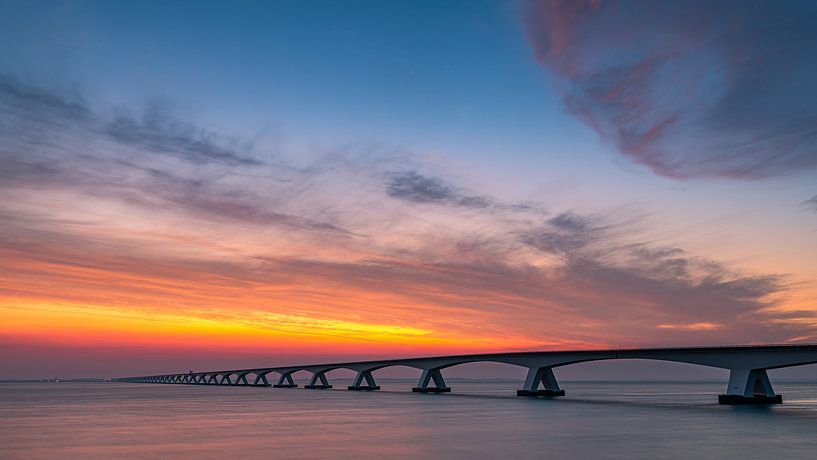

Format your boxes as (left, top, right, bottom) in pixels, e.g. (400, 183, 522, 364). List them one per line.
(115, 344, 817, 405)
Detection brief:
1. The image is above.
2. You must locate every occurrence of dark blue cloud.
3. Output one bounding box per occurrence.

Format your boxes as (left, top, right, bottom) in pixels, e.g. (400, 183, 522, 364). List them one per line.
(386, 171, 493, 208)
(105, 107, 261, 167)
(803, 195, 817, 212)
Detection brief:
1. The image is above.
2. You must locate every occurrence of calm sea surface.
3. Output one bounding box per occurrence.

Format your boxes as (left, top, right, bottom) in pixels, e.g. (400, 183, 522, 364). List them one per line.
(2, 380, 817, 459)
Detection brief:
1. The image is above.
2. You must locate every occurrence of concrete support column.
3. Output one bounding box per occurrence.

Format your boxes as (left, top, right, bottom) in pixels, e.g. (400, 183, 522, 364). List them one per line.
(517, 367, 565, 397)
(412, 368, 451, 393)
(348, 370, 380, 391)
(273, 373, 298, 388)
(253, 372, 271, 386)
(305, 371, 333, 389)
(219, 374, 233, 385)
(236, 373, 250, 385)
(719, 368, 781, 404)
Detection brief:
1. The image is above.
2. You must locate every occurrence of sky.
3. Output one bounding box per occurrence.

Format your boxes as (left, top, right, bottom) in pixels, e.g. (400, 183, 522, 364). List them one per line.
(1, 0, 816, 379)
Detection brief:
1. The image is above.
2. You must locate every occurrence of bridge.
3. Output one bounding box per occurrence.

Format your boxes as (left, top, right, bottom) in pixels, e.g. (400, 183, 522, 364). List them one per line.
(113, 344, 817, 404)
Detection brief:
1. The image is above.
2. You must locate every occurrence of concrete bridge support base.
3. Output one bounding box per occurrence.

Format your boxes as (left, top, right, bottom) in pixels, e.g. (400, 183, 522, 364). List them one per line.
(412, 368, 451, 393)
(517, 367, 565, 397)
(517, 389, 566, 397)
(412, 387, 452, 393)
(273, 373, 298, 388)
(718, 394, 782, 404)
(348, 370, 380, 390)
(719, 369, 781, 405)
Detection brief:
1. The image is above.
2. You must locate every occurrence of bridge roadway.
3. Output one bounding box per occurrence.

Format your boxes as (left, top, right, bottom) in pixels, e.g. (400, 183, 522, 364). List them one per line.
(114, 344, 817, 404)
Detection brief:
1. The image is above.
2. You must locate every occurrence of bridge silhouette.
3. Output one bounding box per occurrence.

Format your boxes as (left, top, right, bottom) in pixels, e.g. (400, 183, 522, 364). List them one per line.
(114, 344, 817, 404)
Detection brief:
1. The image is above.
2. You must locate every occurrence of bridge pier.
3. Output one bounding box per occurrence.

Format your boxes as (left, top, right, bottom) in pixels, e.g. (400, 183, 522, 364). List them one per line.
(234, 373, 249, 385)
(719, 368, 781, 404)
(253, 372, 271, 386)
(517, 366, 565, 397)
(273, 373, 298, 388)
(412, 368, 451, 393)
(348, 370, 380, 391)
(305, 371, 333, 389)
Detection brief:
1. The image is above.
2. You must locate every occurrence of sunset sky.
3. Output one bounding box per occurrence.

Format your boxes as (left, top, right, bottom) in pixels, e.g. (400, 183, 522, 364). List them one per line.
(1, 0, 816, 378)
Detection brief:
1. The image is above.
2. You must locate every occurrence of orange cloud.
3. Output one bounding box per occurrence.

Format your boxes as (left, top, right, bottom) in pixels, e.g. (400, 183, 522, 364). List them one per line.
(656, 323, 722, 331)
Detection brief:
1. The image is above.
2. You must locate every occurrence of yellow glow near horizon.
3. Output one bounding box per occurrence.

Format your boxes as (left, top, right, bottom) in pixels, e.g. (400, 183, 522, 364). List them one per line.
(0, 298, 529, 351)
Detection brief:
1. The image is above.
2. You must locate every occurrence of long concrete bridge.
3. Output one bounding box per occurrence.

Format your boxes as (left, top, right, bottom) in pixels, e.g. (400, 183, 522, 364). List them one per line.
(114, 344, 817, 404)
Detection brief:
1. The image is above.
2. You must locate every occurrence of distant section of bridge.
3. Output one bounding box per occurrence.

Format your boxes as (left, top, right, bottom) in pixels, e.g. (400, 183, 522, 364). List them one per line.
(113, 344, 817, 404)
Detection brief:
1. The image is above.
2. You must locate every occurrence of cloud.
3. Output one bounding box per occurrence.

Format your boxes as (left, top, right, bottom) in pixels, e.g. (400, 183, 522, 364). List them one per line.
(520, 212, 601, 254)
(0, 76, 352, 235)
(513, 220, 790, 341)
(0, 209, 800, 347)
(0, 75, 258, 167)
(386, 171, 493, 208)
(1, 76, 815, 353)
(657, 323, 721, 331)
(105, 106, 261, 166)
(523, 0, 817, 179)
(803, 195, 817, 212)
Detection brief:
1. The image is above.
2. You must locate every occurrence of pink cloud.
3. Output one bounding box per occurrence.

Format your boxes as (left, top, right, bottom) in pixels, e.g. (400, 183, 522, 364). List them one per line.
(523, 0, 817, 179)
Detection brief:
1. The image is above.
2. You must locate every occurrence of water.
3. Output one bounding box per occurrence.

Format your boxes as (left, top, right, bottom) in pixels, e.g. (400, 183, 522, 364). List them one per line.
(2, 380, 817, 459)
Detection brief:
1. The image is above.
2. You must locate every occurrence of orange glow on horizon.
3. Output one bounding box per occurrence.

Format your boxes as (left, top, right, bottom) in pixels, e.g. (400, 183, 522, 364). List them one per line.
(0, 298, 559, 356)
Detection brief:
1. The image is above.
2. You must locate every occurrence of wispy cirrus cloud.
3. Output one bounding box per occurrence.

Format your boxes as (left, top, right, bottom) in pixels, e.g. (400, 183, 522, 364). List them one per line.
(0, 206, 801, 347)
(386, 171, 493, 209)
(0, 75, 353, 236)
(523, 0, 817, 179)
(803, 195, 817, 212)
(105, 107, 262, 166)
(1, 75, 815, 351)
